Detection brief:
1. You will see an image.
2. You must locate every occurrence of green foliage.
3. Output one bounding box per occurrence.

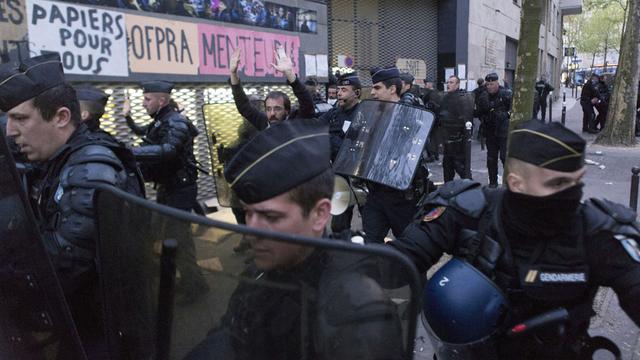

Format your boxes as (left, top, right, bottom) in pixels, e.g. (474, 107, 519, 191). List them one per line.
(569, 2, 625, 59)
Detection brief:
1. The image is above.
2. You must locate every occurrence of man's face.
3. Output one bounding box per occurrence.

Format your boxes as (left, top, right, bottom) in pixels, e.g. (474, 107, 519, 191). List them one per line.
(265, 97, 287, 123)
(400, 81, 411, 95)
(486, 80, 499, 94)
(446, 77, 459, 92)
(142, 92, 166, 116)
(370, 81, 396, 101)
(243, 192, 319, 271)
(510, 164, 586, 197)
(425, 82, 434, 90)
(337, 85, 358, 109)
(327, 87, 337, 100)
(6, 99, 68, 161)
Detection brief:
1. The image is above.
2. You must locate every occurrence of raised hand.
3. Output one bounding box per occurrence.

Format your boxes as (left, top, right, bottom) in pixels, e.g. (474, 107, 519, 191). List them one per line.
(122, 97, 131, 117)
(270, 46, 295, 83)
(230, 47, 242, 74)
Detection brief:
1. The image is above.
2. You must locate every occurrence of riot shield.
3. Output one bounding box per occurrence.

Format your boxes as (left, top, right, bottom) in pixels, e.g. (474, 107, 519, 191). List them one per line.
(202, 103, 260, 207)
(94, 185, 422, 360)
(333, 99, 435, 190)
(0, 133, 86, 359)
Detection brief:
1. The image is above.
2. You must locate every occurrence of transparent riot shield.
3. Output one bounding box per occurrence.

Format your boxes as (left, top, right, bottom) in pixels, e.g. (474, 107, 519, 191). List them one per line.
(0, 133, 86, 359)
(202, 103, 260, 207)
(333, 99, 435, 190)
(94, 185, 422, 360)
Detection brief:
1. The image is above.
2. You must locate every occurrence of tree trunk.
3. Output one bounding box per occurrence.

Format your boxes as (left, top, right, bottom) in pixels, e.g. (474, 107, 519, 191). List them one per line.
(509, 0, 544, 132)
(595, 0, 639, 146)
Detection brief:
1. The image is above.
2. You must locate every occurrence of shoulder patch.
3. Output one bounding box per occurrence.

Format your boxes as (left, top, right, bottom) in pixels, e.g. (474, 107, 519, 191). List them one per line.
(422, 206, 446, 222)
(615, 235, 640, 263)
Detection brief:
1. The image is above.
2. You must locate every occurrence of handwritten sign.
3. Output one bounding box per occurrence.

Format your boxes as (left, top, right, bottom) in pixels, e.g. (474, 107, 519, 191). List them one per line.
(127, 14, 198, 75)
(396, 58, 427, 81)
(0, 0, 27, 64)
(198, 24, 300, 77)
(27, 0, 127, 76)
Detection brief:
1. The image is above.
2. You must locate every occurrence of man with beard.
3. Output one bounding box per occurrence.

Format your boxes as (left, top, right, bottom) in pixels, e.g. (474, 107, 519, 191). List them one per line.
(390, 120, 640, 359)
(185, 119, 402, 360)
(229, 47, 314, 129)
(318, 72, 362, 235)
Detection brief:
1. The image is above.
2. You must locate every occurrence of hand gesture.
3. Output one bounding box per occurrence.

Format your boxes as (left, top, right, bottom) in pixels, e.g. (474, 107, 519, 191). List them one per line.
(271, 46, 295, 82)
(230, 47, 242, 74)
(122, 97, 131, 117)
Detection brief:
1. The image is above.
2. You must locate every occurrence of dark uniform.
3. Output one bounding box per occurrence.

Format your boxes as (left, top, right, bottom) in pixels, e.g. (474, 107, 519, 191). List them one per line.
(533, 79, 554, 122)
(580, 76, 599, 132)
(593, 77, 610, 131)
(230, 75, 314, 130)
(126, 81, 208, 303)
(187, 118, 402, 360)
(439, 88, 473, 182)
(76, 86, 109, 132)
(391, 120, 640, 359)
(477, 73, 512, 187)
(0, 54, 145, 353)
(399, 72, 425, 108)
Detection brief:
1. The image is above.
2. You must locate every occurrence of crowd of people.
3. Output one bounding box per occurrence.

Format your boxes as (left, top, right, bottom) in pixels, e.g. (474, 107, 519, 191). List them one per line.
(1, 48, 639, 360)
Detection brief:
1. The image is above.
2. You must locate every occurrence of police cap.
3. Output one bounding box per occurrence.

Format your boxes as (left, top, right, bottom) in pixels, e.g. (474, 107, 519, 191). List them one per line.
(370, 66, 400, 84)
(485, 73, 499, 82)
(0, 53, 66, 112)
(224, 118, 331, 204)
(399, 72, 414, 84)
(337, 72, 361, 89)
(76, 86, 109, 107)
(508, 120, 585, 172)
(142, 81, 174, 94)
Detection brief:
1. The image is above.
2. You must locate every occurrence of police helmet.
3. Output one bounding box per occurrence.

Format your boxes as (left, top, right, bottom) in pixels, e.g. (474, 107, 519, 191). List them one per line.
(422, 258, 509, 345)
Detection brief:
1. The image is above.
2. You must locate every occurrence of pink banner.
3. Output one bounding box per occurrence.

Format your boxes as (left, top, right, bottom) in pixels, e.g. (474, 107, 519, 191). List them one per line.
(198, 24, 300, 77)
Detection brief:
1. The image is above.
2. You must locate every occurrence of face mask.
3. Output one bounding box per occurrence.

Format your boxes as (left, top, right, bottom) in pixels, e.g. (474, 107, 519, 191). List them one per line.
(327, 98, 337, 106)
(503, 183, 584, 239)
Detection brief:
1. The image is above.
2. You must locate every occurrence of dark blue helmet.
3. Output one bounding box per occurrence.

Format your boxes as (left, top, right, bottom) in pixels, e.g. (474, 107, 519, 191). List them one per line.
(422, 258, 509, 345)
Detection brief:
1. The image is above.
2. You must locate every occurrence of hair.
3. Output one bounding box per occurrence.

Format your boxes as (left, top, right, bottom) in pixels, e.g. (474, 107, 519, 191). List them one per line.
(449, 75, 460, 84)
(287, 167, 334, 217)
(265, 91, 291, 112)
(477, 78, 484, 86)
(168, 98, 182, 111)
(382, 78, 402, 97)
(33, 84, 81, 126)
(79, 100, 105, 122)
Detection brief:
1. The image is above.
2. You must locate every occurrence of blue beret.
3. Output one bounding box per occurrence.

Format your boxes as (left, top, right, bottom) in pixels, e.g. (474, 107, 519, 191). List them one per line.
(142, 81, 174, 94)
(76, 86, 109, 107)
(0, 53, 66, 112)
(370, 66, 400, 84)
(508, 120, 585, 172)
(224, 118, 331, 204)
(337, 72, 361, 88)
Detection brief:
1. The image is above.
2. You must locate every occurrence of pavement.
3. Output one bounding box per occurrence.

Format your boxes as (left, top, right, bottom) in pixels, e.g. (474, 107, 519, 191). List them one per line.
(206, 89, 640, 359)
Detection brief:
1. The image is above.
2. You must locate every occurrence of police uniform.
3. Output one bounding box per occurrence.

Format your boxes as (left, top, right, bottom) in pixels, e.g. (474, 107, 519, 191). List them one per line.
(0, 53, 145, 351)
(186, 119, 402, 360)
(477, 73, 512, 187)
(391, 120, 640, 359)
(128, 81, 208, 303)
(439, 88, 473, 182)
(399, 72, 425, 108)
(319, 72, 362, 234)
(363, 67, 429, 244)
(76, 85, 109, 132)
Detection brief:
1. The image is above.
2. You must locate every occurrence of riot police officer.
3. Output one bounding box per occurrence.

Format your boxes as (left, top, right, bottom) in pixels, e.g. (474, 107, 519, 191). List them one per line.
(76, 85, 109, 132)
(439, 75, 473, 182)
(477, 72, 512, 187)
(0, 53, 144, 354)
(399, 72, 425, 107)
(533, 75, 554, 122)
(390, 120, 640, 359)
(318, 72, 362, 234)
(124, 80, 209, 304)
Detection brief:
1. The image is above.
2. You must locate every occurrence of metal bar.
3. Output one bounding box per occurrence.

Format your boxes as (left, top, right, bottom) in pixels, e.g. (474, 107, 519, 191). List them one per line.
(156, 239, 178, 360)
(630, 167, 640, 212)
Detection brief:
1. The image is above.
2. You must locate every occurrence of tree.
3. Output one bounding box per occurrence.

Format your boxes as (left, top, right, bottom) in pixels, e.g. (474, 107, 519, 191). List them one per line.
(509, 0, 544, 132)
(595, 0, 639, 146)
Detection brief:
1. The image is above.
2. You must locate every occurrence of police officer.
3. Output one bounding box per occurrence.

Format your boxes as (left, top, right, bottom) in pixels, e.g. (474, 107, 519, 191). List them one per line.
(0, 53, 144, 353)
(318, 72, 362, 234)
(477, 72, 512, 187)
(440, 75, 472, 182)
(186, 119, 401, 360)
(124, 80, 209, 304)
(422, 78, 441, 163)
(399, 72, 425, 107)
(229, 47, 314, 129)
(76, 85, 109, 132)
(364, 66, 428, 244)
(580, 73, 600, 133)
(533, 75, 554, 122)
(390, 120, 640, 359)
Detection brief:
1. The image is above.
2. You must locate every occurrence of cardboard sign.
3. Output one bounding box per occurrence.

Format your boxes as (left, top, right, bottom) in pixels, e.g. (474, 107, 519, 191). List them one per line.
(198, 23, 300, 77)
(27, 0, 128, 76)
(127, 13, 199, 75)
(0, 0, 27, 65)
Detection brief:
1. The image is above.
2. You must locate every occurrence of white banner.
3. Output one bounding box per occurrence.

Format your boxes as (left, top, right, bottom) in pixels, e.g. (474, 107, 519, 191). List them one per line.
(27, 0, 128, 76)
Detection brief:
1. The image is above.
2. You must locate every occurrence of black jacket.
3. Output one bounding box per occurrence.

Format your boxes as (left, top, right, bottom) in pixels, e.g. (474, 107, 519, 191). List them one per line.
(318, 102, 360, 161)
(477, 87, 512, 138)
